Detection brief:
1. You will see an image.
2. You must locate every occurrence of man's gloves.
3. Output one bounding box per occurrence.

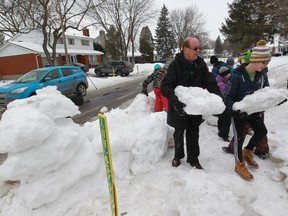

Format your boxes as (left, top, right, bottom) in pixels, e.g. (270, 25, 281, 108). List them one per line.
(231, 110, 248, 119)
(142, 89, 148, 96)
(173, 100, 187, 117)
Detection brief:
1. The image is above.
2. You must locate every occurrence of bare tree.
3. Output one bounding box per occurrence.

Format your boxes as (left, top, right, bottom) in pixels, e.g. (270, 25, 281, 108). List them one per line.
(25, 0, 94, 65)
(89, 0, 127, 59)
(123, 0, 156, 64)
(170, 5, 207, 50)
(0, 0, 96, 66)
(0, 32, 5, 46)
(0, 0, 39, 37)
(89, 0, 157, 62)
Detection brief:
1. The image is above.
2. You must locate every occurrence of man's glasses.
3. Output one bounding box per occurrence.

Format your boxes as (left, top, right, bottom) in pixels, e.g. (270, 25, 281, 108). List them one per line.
(187, 46, 201, 51)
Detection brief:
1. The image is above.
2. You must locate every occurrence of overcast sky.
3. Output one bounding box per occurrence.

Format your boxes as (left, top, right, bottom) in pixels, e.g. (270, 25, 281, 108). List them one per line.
(154, 0, 234, 40)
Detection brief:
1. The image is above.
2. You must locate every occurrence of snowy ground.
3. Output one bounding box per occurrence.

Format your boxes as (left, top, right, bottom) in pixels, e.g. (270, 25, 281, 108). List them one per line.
(0, 57, 288, 216)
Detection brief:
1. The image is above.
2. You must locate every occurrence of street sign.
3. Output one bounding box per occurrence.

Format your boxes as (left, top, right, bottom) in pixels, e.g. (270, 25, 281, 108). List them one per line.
(98, 113, 118, 216)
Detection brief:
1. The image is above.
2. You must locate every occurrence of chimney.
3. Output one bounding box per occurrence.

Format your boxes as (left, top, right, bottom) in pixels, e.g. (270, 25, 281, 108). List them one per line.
(82, 28, 90, 37)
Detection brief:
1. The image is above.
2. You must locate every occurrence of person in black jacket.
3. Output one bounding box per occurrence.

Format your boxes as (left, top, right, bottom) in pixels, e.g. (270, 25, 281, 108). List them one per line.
(161, 37, 221, 169)
(224, 40, 271, 181)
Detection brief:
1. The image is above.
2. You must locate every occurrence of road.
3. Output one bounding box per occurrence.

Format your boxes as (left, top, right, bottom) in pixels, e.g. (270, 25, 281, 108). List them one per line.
(72, 73, 150, 124)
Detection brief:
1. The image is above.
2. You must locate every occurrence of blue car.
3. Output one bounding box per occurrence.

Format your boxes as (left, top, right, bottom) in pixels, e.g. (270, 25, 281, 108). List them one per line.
(0, 66, 88, 106)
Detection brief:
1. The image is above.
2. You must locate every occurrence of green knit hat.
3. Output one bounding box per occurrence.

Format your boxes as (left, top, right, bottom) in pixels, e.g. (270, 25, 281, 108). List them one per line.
(242, 51, 252, 63)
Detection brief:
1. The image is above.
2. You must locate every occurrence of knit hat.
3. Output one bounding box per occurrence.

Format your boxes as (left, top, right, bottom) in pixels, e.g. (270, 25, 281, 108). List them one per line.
(226, 57, 235, 66)
(242, 51, 252, 63)
(154, 64, 161, 71)
(250, 40, 271, 62)
(218, 66, 230, 77)
(210, 55, 218, 64)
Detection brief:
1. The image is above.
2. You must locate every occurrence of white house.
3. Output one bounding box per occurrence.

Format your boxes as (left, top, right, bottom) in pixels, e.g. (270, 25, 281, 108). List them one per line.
(0, 28, 103, 79)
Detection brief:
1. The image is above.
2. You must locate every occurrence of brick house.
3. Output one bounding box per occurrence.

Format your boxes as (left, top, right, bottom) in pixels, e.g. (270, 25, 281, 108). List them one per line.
(0, 28, 103, 80)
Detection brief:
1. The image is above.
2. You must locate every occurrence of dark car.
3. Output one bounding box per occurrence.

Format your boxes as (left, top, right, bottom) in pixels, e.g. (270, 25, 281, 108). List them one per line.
(65, 62, 89, 73)
(0, 66, 88, 106)
(72, 62, 89, 73)
(164, 61, 172, 70)
(94, 61, 133, 77)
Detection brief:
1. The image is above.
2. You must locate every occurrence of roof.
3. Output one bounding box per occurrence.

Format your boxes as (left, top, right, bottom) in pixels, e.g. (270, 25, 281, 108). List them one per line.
(127, 50, 142, 57)
(8, 41, 103, 55)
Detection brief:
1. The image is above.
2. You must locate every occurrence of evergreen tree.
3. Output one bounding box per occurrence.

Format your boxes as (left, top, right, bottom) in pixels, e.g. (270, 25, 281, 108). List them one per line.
(155, 5, 176, 60)
(105, 25, 123, 60)
(220, 0, 276, 51)
(139, 26, 154, 63)
(214, 36, 223, 56)
(93, 43, 105, 54)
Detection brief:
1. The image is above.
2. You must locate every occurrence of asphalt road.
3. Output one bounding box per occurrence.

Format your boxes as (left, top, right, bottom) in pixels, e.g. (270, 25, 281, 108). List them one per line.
(72, 74, 150, 125)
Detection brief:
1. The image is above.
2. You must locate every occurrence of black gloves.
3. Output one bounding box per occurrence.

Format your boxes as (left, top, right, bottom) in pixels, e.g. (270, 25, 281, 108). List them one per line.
(173, 100, 187, 117)
(231, 110, 248, 119)
(142, 89, 148, 96)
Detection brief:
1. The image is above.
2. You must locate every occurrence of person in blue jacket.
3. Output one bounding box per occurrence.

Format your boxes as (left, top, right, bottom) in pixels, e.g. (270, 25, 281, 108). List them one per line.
(210, 55, 226, 77)
(224, 40, 271, 181)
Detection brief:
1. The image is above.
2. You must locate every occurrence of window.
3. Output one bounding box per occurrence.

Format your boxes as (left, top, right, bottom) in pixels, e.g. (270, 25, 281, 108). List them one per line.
(68, 38, 75, 45)
(105, 62, 112, 67)
(81, 40, 89, 46)
(71, 68, 81, 74)
(41, 70, 60, 82)
(48, 70, 61, 80)
(62, 68, 73, 77)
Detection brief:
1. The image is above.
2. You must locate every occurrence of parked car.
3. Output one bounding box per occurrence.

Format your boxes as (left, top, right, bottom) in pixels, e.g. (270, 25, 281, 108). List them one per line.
(72, 62, 89, 73)
(0, 66, 88, 106)
(164, 60, 172, 70)
(94, 61, 133, 77)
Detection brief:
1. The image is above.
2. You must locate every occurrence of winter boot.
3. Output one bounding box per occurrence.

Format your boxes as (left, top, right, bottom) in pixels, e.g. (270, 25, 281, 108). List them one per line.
(190, 162, 203, 170)
(243, 148, 259, 169)
(254, 151, 268, 160)
(222, 146, 234, 154)
(235, 161, 253, 180)
(172, 158, 181, 167)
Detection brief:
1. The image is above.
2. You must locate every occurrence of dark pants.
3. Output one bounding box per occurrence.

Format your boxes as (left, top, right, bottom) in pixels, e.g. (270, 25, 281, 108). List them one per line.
(218, 112, 231, 138)
(234, 113, 268, 162)
(228, 113, 269, 154)
(173, 116, 202, 164)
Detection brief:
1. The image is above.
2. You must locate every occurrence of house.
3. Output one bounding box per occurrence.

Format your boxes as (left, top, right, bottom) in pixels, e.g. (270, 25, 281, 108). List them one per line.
(0, 28, 103, 80)
(127, 50, 143, 63)
(267, 35, 288, 56)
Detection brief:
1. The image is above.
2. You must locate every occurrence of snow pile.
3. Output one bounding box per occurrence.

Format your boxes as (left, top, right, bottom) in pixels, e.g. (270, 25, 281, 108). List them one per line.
(84, 94, 170, 175)
(7, 86, 80, 119)
(175, 85, 225, 115)
(233, 87, 287, 114)
(0, 87, 99, 209)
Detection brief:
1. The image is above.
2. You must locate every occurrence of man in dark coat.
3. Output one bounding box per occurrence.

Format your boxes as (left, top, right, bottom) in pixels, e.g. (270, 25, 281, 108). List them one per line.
(161, 37, 221, 169)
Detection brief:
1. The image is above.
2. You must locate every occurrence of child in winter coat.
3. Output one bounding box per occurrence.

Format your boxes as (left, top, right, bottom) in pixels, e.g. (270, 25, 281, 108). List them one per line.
(142, 64, 168, 112)
(216, 66, 231, 141)
(222, 47, 270, 159)
(226, 57, 235, 75)
(210, 55, 226, 77)
(224, 39, 271, 181)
